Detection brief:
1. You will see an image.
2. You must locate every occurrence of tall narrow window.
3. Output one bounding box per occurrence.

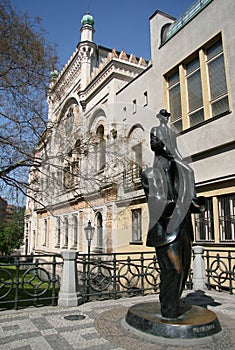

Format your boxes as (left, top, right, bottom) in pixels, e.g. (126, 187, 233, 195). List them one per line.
(132, 209, 142, 242)
(64, 217, 69, 248)
(219, 195, 235, 241)
(73, 216, 78, 247)
(186, 56, 204, 127)
(72, 140, 81, 185)
(43, 219, 47, 246)
(206, 39, 229, 117)
(132, 143, 142, 180)
(168, 71, 182, 132)
(96, 212, 103, 251)
(194, 198, 214, 242)
(133, 99, 137, 114)
(55, 218, 61, 248)
(32, 230, 36, 251)
(144, 91, 148, 106)
(96, 125, 105, 171)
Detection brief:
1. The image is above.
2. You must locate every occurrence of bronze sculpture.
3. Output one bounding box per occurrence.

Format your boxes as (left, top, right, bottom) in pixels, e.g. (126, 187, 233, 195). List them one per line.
(141, 109, 205, 319)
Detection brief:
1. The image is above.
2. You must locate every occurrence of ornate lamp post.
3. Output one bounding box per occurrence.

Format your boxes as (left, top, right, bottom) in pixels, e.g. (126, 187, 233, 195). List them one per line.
(84, 220, 95, 300)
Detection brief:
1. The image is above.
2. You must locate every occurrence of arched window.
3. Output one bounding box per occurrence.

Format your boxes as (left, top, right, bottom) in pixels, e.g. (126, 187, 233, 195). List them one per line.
(125, 125, 144, 186)
(160, 23, 171, 44)
(96, 125, 105, 171)
(96, 212, 103, 251)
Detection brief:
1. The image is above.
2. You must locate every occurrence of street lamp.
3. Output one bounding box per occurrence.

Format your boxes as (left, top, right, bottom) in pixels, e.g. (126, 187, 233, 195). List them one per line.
(85, 220, 95, 255)
(84, 220, 95, 301)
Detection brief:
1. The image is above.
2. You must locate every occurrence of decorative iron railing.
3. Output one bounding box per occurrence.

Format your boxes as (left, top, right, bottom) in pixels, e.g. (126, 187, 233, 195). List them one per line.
(76, 251, 193, 302)
(1, 247, 235, 310)
(0, 254, 62, 310)
(204, 248, 235, 294)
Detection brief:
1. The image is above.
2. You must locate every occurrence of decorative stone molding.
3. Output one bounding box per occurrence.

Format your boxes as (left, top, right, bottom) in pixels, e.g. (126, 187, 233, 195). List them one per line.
(49, 50, 81, 104)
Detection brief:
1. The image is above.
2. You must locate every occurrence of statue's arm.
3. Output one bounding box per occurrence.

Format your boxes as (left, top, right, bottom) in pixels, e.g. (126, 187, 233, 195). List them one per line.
(150, 127, 164, 153)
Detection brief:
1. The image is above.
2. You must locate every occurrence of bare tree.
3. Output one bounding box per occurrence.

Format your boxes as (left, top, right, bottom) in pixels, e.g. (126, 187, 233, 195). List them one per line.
(0, 0, 57, 203)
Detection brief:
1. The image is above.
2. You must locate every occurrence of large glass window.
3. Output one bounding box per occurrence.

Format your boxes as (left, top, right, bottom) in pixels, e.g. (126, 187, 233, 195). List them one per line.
(168, 71, 182, 132)
(206, 39, 229, 117)
(219, 195, 235, 241)
(165, 35, 229, 131)
(186, 56, 204, 127)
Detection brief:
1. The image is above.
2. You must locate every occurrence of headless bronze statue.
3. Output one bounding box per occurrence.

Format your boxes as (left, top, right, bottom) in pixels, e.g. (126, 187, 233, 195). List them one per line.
(141, 109, 205, 319)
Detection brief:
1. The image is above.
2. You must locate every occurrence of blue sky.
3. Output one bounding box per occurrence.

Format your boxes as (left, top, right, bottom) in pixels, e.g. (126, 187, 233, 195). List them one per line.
(11, 0, 194, 70)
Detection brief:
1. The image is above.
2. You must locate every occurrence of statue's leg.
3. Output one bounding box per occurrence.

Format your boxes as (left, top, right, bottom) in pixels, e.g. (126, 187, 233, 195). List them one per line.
(180, 229, 192, 295)
(156, 232, 191, 319)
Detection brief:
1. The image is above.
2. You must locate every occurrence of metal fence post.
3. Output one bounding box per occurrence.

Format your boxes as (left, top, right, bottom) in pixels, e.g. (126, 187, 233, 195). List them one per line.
(192, 245, 206, 290)
(58, 250, 79, 306)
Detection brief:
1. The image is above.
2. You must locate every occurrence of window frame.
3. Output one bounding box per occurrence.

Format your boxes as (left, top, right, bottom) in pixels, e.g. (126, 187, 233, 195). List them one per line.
(194, 198, 214, 243)
(218, 195, 235, 242)
(130, 208, 143, 244)
(165, 34, 229, 132)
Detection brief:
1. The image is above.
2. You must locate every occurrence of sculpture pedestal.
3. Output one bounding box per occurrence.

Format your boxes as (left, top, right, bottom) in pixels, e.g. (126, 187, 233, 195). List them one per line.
(124, 302, 222, 345)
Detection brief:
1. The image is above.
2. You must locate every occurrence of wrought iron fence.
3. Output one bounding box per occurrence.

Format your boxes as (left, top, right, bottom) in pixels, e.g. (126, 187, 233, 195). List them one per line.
(77, 251, 161, 302)
(76, 251, 193, 302)
(2, 247, 235, 310)
(0, 254, 63, 310)
(204, 248, 235, 294)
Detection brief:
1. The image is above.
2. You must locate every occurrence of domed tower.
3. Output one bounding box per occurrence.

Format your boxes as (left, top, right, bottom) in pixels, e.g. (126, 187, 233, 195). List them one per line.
(79, 12, 96, 90)
(80, 12, 95, 41)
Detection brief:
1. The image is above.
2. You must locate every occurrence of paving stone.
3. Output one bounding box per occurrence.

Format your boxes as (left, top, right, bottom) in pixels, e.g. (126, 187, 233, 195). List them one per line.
(44, 333, 74, 350)
(0, 331, 41, 346)
(30, 317, 54, 330)
(0, 292, 234, 350)
(2, 324, 20, 332)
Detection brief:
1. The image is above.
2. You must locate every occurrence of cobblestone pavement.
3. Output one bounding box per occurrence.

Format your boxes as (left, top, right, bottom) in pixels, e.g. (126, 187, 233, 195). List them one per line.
(0, 290, 235, 350)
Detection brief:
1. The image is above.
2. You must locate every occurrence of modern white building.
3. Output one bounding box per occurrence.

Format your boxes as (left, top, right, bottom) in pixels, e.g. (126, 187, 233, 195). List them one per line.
(25, 0, 235, 256)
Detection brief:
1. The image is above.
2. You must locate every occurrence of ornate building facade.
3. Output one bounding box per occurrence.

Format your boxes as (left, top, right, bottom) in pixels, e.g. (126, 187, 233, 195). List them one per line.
(25, 0, 235, 256)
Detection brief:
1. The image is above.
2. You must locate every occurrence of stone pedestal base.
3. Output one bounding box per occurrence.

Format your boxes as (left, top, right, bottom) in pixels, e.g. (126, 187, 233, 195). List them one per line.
(125, 302, 222, 344)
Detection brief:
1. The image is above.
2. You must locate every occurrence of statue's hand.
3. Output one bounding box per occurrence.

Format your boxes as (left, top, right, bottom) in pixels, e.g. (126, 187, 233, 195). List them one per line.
(190, 196, 206, 213)
(150, 136, 164, 152)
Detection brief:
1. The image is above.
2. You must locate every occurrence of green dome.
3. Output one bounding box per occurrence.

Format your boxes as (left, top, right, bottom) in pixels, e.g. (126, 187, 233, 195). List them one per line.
(50, 69, 59, 80)
(81, 13, 94, 26)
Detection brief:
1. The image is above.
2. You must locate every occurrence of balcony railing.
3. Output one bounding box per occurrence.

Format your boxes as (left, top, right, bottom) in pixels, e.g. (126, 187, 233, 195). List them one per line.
(123, 164, 142, 191)
(165, 0, 214, 42)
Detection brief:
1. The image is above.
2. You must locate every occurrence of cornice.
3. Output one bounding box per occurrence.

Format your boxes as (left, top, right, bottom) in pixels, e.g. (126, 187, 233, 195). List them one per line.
(79, 56, 147, 110)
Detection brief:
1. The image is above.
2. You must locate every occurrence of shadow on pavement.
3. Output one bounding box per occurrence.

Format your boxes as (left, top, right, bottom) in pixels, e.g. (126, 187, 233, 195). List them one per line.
(182, 290, 222, 308)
